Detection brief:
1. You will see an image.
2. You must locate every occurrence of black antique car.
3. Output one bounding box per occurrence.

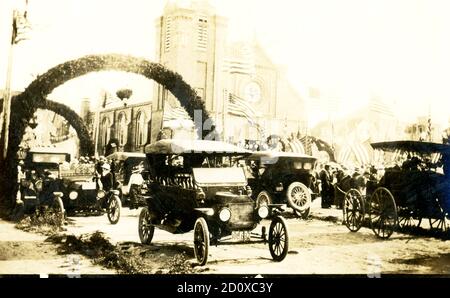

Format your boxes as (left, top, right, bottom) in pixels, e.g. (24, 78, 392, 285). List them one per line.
(16, 147, 67, 223)
(242, 151, 318, 219)
(138, 139, 290, 265)
(106, 152, 149, 209)
(343, 140, 450, 238)
(58, 159, 121, 224)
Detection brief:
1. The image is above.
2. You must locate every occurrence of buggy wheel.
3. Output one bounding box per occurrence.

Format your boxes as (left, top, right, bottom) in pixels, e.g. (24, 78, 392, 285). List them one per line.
(429, 198, 449, 234)
(51, 196, 65, 226)
(256, 191, 272, 208)
(286, 182, 311, 214)
(138, 207, 155, 244)
(107, 195, 121, 225)
(398, 209, 415, 230)
(369, 187, 398, 239)
(429, 217, 449, 234)
(193, 217, 210, 266)
(343, 189, 365, 232)
(268, 216, 289, 262)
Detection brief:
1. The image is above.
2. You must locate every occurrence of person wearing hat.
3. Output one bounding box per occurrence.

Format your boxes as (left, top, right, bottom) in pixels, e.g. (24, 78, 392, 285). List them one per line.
(128, 164, 145, 209)
(100, 162, 114, 192)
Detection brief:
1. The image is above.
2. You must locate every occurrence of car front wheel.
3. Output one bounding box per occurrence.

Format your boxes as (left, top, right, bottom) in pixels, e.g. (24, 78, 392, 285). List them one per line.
(107, 195, 121, 224)
(193, 217, 210, 266)
(268, 215, 289, 262)
(138, 207, 155, 244)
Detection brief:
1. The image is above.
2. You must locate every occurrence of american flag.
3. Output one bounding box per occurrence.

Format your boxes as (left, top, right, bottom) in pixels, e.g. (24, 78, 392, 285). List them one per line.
(163, 102, 191, 122)
(369, 97, 394, 117)
(228, 93, 260, 126)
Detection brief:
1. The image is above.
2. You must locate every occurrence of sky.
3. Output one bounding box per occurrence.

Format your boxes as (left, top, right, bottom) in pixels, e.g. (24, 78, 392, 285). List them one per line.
(1, 0, 450, 128)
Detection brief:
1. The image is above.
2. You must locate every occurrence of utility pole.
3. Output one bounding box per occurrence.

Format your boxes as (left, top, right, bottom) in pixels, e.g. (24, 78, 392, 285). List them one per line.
(1, 4, 30, 160)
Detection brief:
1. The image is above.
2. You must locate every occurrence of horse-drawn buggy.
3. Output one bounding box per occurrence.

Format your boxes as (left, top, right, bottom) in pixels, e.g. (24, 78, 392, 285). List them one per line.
(138, 139, 290, 265)
(343, 141, 450, 238)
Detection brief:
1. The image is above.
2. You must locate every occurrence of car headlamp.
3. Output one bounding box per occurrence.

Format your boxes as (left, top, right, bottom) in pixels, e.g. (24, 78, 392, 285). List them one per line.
(219, 208, 231, 222)
(69, 191, 78, 200)
(97, 190, 106, 200)
(258, 206, 269, 219)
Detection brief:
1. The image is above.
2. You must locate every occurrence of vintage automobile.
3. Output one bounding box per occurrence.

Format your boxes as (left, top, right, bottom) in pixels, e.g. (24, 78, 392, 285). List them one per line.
(106, 152, 149, 209)
(343, 140, 450, 238)
(16, 147, 67, 223)
(57, 158, 122, 224)
(138, 139, 290, 265)
(242, 151, 319, 219)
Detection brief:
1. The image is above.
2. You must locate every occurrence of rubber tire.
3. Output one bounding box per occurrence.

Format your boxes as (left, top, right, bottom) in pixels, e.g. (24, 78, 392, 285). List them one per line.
(193, 217, 210, 266)
(107, 195, 122, 225)
(268, 215, 289, 262)
(138, 207, 155, 244)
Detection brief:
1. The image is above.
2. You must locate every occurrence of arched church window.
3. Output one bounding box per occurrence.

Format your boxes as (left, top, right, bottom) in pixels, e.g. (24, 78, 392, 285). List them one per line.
(135, 112, 146, 147)
(117, 112, 127, 146)
(101, 117, 110, 149)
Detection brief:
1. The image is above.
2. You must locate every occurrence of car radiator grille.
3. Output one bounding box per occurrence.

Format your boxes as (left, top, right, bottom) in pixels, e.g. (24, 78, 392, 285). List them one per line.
(228, 203, 255, 230)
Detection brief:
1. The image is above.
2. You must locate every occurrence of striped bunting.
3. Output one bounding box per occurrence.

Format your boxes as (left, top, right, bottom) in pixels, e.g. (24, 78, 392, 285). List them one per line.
(338, 141, 371, 166)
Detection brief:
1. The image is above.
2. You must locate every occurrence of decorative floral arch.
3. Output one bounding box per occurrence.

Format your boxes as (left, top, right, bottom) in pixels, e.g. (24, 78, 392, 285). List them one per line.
(33, 99, 94, 156)
(1, 54, 212, 211)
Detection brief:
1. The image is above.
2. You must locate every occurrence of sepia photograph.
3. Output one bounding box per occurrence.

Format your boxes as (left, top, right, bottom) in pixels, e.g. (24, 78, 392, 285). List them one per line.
(0, 0, 449, 285)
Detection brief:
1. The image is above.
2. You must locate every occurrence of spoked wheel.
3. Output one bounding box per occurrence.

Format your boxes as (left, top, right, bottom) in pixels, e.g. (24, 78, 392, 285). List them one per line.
(429, 198, 449, 235)
(398, 209, 415, 230)
(107, 195, 122, 225)
(368, 187, 398, 239)
(138, 207, 155, 244)
(268, 216, 289, 262)
(193, 217, 210, 266)
(256, 191, 272, 208)
(429, 217, 448, 232)
(343, 189, 365, 232)
(286, 182, 311, 218)
(51, 196, 65, 226)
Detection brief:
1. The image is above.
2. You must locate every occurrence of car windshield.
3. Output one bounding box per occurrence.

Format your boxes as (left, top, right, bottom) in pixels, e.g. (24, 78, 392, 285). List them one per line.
(193, 167, 247, 185)
(31, 153, 67, 164)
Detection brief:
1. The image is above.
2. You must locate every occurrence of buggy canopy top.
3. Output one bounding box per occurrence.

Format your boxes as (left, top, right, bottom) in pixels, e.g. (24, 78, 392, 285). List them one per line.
(371, 141, 450, 155)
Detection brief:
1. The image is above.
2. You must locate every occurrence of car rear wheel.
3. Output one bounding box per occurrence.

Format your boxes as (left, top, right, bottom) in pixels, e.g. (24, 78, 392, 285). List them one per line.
(107, 195, 121, 225)
(268, 215, 289, 262)
(193, 217, 210, 266)
(286, 182, 311, 214)
(138, 207, 155, 244)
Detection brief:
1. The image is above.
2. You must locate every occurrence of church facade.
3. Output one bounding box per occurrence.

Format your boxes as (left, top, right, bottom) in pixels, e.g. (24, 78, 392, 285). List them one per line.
(85, 0, 308, 155)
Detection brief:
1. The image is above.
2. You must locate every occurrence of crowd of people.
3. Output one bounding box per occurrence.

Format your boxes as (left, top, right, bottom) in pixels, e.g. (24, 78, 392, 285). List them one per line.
(314, 162, 379, 209)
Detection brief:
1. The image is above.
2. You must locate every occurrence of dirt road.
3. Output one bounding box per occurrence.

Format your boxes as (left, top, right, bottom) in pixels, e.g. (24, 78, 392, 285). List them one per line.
(1, 201, 449, 275)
